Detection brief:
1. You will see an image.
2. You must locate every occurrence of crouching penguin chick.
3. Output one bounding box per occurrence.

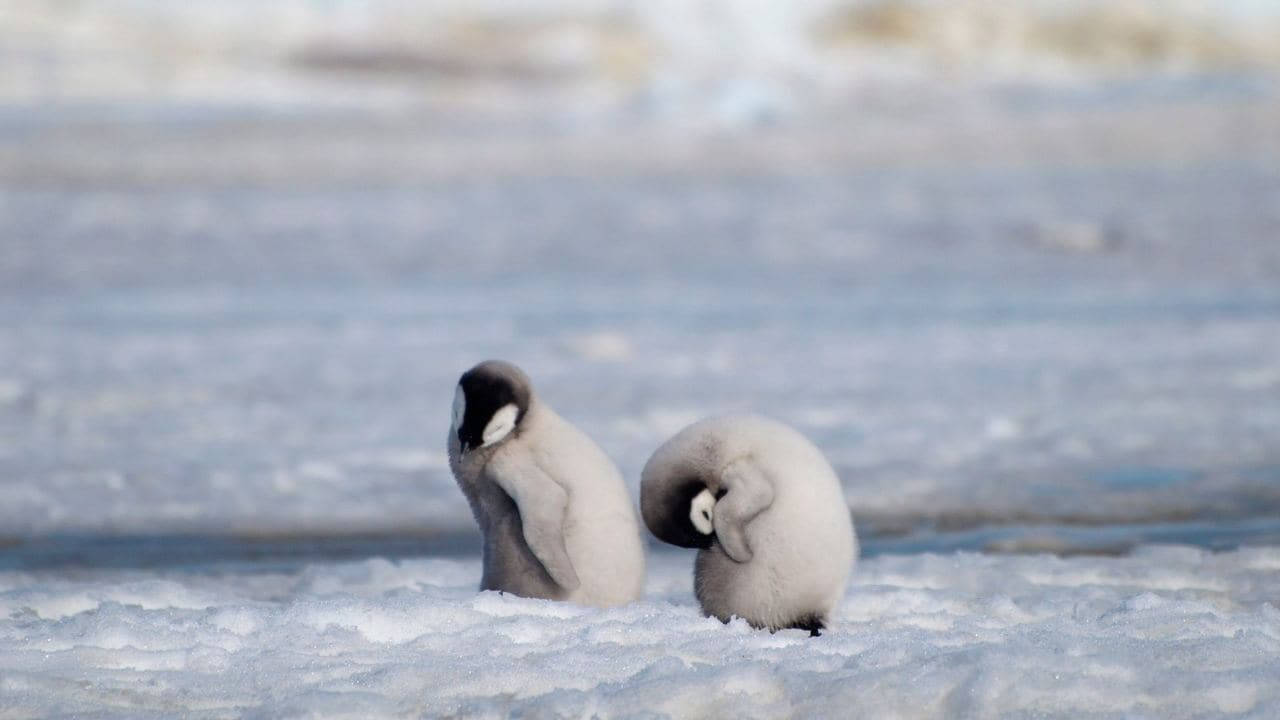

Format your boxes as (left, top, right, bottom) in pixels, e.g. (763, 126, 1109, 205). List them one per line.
(641, 415, 856, 634)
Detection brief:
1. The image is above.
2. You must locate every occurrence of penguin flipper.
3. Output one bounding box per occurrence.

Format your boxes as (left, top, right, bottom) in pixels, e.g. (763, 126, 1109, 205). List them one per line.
(486, 460, 582, 592)
(713, 457, 775, 563)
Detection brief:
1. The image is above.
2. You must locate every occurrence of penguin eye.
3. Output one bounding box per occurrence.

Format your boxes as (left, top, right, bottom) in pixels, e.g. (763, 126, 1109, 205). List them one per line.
(481, 403, 519, 447)
(451, 385, 466, 430)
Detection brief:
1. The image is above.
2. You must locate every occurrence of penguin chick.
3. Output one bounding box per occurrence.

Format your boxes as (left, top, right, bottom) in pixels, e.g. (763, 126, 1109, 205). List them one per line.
(640, 415, 856, 634)
(447, 360, 646, 608)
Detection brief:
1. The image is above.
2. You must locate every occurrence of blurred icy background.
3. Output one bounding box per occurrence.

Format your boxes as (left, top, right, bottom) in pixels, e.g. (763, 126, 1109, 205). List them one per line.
(3, 0, 1278, 552)
(1, 1, 1279, 715)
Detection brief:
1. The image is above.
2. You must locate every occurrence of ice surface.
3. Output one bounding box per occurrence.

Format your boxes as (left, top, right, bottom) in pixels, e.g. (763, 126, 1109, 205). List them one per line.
(1, 547, 1277, 718)
(2, 4, 1279, 715)
(2, 163, 1278, 550)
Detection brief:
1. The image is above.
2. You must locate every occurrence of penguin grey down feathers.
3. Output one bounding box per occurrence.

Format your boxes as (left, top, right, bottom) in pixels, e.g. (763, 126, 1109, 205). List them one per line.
(447, 360, 646, 608)
(640, 415, 857, 634)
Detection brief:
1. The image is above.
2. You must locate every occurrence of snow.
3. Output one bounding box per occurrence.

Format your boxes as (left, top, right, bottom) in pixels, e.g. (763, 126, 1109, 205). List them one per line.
(2, 3, 1279, 717)
(1, 100, 1277, 720)
(1, 547, 1278, 717)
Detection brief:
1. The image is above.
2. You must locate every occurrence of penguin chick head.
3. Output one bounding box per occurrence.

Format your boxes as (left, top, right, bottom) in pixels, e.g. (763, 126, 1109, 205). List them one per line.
(453, 360, 532, 454)
(689, 488, 715, 535)
(643, 479, 717, 549)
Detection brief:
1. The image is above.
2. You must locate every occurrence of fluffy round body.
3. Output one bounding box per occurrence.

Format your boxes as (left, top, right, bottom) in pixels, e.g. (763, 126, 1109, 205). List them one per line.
(641, 415, 857, 632)
(449, 366, 646, 608)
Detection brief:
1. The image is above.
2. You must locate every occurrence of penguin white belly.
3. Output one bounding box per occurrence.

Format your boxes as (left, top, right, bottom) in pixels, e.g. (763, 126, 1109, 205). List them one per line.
(563, 503, 647, 607)
(528, 411, 647, 608)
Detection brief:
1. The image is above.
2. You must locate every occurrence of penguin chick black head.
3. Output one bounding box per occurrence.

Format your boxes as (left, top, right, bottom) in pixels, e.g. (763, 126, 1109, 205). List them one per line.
(642, 479, 717, 549)
(453, 360, 532, 454)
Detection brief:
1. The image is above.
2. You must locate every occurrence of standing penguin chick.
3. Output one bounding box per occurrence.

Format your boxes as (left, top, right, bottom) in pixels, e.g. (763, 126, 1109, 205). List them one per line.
(447, 360, 646, 608)
(641, 415, 856, 634)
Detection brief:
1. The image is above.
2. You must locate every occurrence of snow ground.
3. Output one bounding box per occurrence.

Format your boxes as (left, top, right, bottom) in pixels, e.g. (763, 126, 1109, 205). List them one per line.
(3, 6, 1280, 716)
(1, 546, 1277, 718)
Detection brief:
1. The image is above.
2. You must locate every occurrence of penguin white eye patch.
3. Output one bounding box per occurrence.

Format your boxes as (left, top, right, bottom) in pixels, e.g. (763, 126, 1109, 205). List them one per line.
(690, 488, 715, 535)
(481, 403, 520, 447)
(451, 385, 466, 430)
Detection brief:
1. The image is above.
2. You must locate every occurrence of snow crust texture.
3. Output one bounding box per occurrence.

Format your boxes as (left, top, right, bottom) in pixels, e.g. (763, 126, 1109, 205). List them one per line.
(2, 547, 1277, 718)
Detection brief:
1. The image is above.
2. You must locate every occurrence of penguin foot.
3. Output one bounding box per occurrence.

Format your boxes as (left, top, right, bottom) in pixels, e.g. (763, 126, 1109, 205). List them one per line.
(788, 614, 826, 637)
